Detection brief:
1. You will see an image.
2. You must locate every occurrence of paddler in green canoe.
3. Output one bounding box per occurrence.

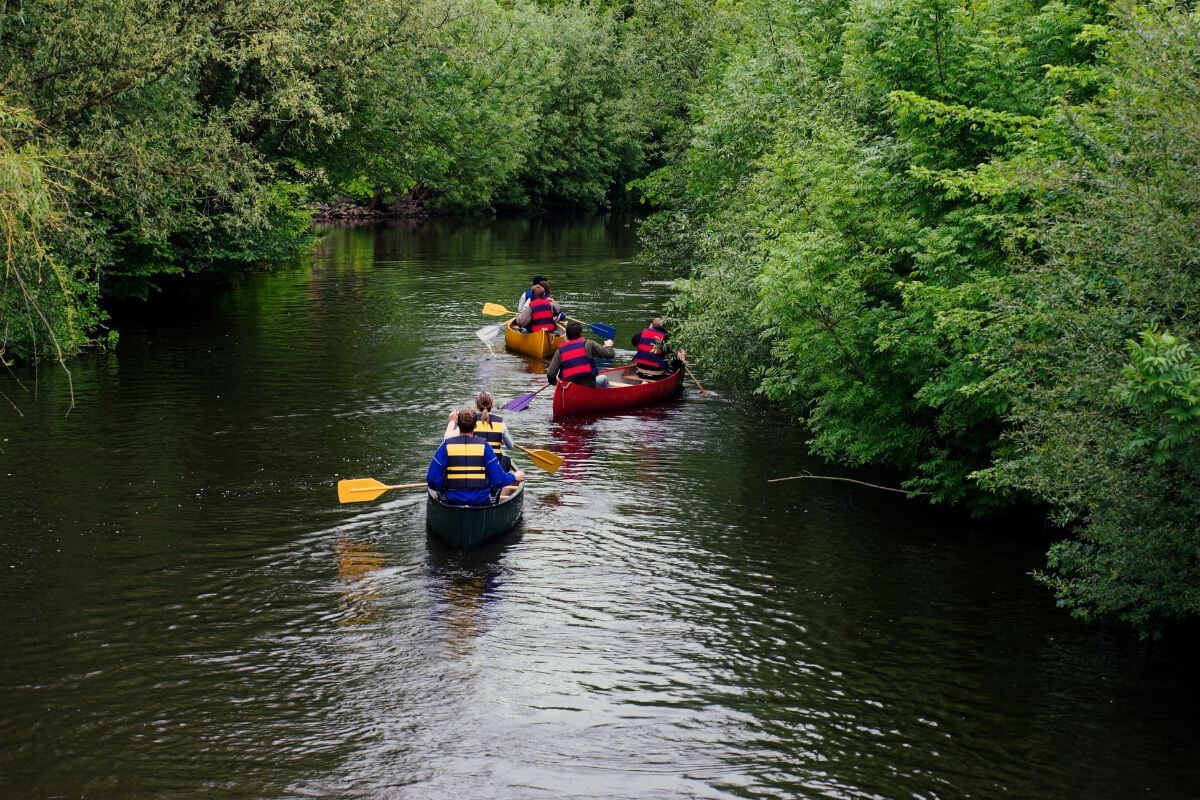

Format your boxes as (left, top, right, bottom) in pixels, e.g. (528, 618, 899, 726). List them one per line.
(428, 408, 524, 507)
(442, 391, 516, 471)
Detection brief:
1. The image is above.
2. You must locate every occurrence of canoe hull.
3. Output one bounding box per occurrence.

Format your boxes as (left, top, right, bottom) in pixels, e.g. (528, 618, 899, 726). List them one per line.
(552, 367, 684, 418)
(426, 484, 525, 550)
(504, 320, 564, 360)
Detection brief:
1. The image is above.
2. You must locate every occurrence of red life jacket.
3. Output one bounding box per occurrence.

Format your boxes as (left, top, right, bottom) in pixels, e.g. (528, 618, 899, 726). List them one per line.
(558, 338, 597, 383)
(528, 297, 556, 332)
(634, 327, 668, 376)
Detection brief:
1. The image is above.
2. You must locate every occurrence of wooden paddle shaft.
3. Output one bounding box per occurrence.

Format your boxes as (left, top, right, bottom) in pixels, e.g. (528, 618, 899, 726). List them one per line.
(358, 482, 426, 492)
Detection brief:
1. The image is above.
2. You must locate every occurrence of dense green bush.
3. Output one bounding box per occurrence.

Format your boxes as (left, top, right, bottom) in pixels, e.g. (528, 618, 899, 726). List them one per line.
(641, 0, 1200, 633)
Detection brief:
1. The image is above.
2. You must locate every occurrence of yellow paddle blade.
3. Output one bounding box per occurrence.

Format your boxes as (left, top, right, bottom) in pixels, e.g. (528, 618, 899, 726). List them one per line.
(482, 302, 513, 317)
(337, 478, 426, 503)
(520, 447, 565, 475)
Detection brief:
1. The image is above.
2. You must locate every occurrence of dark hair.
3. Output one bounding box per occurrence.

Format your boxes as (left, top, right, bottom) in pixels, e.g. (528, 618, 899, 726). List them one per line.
(457, 408, 477, 433)
(538, 280, 551, 297)
(532, 275, 546, 285)
(475, 391, 494, 424)
(565, 321, 583, 339)
(532, 284, 546, 298)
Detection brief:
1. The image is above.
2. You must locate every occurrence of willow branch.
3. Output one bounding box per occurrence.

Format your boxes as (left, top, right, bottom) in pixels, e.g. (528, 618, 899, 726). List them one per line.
(767, 471, 929, 496)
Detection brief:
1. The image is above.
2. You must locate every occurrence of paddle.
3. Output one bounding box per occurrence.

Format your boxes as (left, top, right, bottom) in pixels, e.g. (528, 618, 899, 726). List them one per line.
(338, 478, 426, 503)
(482, 302, 515, 317)
(513, 443, 564, 474)
(503, 381, 552, 411)
(481, 302, 614, 339)
(565, 316, 615, 340)
(683, 363, 710, 395)
(476, 322, 504, 342)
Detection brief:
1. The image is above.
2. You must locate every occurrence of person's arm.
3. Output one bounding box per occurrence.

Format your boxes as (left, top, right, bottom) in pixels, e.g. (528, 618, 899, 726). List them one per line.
(443, 411, 458, 440)
(546, 349, 562, 384)
(517, 292, 530, 312)
(630, 332, 641, 348)
(513, 306, 532, 328)
(426, 442, 448, 490)
(589, 339, 616, 360)
(484, 446, 518, 488)
(551, 300, 564, 321)
(501, 428, 515, 449)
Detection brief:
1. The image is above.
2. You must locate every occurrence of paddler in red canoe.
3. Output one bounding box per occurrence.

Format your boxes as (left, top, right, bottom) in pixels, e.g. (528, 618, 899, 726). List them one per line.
(629, 317, 686, 381)
(547, 321, 616, 388)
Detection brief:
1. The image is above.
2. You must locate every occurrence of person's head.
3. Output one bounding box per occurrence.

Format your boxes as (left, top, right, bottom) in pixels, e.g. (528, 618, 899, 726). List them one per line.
(456, 408, 476, 433)
(532, 284, 546, 299)
(565, 321, 583, 339)
(531, 275, 546, 287)
(538, 280, 551, 297)
(475, 391, 494, 422)
(651, 316, 665, 331)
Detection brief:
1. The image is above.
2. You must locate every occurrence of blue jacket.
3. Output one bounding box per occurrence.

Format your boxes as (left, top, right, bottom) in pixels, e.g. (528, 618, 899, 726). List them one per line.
(426, 435, 517, 506)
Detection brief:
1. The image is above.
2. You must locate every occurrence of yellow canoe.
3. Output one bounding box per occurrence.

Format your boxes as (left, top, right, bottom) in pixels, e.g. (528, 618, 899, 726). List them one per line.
(504, 319, 564, 359)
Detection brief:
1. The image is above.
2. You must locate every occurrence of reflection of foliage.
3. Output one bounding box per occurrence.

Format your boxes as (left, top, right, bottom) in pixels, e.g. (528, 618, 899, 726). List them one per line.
(641, 0, 1200, 633)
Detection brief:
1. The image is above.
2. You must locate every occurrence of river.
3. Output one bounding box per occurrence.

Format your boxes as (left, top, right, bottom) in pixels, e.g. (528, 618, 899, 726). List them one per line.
(1, 216, 1197, 798)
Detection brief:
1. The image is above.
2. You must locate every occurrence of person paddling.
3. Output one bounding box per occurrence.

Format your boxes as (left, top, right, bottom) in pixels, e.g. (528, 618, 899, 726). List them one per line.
(442, 392, 515, 470)
(630, 317, 686, 380)
(517, 275, 548, 313)
(511, 284, 561, 333)
(428, 408, 524, 506)
(547, 321, 615, 388)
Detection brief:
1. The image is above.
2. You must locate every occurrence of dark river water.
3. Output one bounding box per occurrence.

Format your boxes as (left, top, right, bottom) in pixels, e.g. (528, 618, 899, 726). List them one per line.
(2, 217, 1198, 798)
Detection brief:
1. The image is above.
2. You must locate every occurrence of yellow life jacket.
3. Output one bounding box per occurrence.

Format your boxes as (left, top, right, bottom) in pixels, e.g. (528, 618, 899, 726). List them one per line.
(474, 413, 506, 455)
(444, 435, 489, 489)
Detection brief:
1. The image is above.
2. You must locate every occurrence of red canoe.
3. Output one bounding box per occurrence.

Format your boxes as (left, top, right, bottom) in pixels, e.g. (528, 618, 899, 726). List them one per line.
(552, 366, 684, 417)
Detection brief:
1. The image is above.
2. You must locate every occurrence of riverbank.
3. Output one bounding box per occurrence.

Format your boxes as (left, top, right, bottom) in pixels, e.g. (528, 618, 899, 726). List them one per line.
(310, 196, 432, 222)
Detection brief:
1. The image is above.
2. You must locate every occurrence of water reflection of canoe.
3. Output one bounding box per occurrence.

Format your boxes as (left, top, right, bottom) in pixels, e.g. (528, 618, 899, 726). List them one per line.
(504, 320, 564, 359)
(426, 483, 525, 550)
(552, 366, 684, 418)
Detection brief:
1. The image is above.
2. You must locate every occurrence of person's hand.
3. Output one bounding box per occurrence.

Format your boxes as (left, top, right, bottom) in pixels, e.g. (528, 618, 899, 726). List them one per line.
(678, 348, 686, 362)
(448, 410, 458, 422)
(515, 469, 526, 482)
(603, 338, 614, 348)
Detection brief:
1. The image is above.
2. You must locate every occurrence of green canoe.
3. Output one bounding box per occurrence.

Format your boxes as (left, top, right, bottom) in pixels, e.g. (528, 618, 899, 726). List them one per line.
(425, 484, 525, 549)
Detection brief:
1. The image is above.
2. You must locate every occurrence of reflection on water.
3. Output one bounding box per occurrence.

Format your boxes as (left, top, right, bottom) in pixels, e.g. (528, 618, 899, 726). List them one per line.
(425, 533, 519, 659)
(335, 538, 387, 626)
(1, 216, 1198, 799)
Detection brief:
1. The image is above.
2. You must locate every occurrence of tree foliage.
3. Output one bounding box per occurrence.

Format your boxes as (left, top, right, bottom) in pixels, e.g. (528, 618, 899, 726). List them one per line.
(0, 0, 711, 361)
(641, 0, 1200, 633)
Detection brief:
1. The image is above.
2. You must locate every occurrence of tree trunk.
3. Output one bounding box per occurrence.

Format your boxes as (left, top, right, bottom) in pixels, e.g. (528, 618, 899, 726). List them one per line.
(368, 185, 386, 211)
